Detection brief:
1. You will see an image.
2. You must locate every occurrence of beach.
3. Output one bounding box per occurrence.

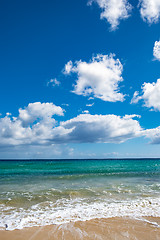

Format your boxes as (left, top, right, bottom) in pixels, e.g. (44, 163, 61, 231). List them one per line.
(0, 159, 160, 239)
(0, 217, 160, 240)
(1, 0, 160, 238)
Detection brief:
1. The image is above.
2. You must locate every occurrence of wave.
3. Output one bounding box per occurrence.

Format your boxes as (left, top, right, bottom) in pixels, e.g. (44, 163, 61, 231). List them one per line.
(0, 197, 160, 230)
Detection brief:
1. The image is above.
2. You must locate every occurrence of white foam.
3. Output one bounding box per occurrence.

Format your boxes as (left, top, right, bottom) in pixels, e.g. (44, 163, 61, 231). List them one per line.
(134, 217, 160, 228)
(0, 197, 160, 230)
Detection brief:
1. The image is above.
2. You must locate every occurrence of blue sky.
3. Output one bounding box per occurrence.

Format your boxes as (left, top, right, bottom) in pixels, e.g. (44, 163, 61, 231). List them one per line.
(1, 0, 160, 159)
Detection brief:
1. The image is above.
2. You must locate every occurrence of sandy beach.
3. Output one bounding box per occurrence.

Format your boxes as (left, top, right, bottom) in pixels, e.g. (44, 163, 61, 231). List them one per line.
(0, 217, 160, 240)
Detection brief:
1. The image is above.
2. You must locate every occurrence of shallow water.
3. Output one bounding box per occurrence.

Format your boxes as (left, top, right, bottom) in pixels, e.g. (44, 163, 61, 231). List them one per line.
(0, 159, 160, 230)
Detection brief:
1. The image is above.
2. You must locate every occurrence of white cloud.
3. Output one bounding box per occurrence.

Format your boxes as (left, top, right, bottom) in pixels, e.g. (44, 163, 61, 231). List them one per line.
(0, 103, 143, 147)
(82, 110, 90, 114)
(153, 40, 160, 60)
(143, 124, 160, 145)
(3, 103, 160, 148)
(0, 102, 65, 147)
(19, 102, 64, 126)
(88, 0, 132, 30)
(131, 79, 160, 111)
(60, 114, 142, 143)
(86, 103, 94, 107)
(62, 103, 69, 107)
(143, 126, 160, 144)
(139, 0, 160, 24)
(88, 97, 94, 100)
(131, 91, 143, 104)
(63, 60, 73, 74)
(64, 54, 125, 102)
(47, 78, 60, 87)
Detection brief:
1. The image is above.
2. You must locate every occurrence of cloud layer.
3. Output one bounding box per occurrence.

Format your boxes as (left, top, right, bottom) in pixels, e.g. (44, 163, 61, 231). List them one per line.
(2, 101, 160, 148)
(131, 79, 160, 111)
(88, 0, 132, 30)
(0, 104, 143, 147)
(64, 54, 125, 102)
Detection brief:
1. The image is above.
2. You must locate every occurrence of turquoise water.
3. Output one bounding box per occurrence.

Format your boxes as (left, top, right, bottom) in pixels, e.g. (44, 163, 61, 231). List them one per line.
(0, 159, 160, 230)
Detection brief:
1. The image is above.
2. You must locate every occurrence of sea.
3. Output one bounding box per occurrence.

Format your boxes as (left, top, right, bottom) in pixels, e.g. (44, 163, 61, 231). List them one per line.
(0, 159, 160, 230)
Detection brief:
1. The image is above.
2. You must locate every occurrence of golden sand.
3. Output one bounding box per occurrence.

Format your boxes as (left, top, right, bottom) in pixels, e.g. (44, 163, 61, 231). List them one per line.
(0, 217, 160, 240)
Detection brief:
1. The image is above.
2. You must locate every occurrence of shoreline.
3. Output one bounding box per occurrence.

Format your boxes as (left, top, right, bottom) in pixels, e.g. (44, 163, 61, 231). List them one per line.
(0, 217, 160, 240)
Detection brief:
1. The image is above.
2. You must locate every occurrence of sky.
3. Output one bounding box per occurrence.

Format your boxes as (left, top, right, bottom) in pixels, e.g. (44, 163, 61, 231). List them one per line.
(0, 0, 160, 159)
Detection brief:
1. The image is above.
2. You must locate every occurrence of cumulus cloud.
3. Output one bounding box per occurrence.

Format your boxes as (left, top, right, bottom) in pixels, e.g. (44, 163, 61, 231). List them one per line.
(61, 113, 160, 145)
(143, 126, 160, 144)
(153, 40, 160, 60)
(2, 103, 160, 147)
(60, 114, 142, 143)
(64, 54, 125, 102)
(47, 78, 60, 87)
(143, 123, 160, 145)
(131, 79, 160, 111)
(19, 102, 63, 126)
(0, 102, 143, 147)
(88, 0, 132, 30)
(139, 0, 160, 24)
(0, 102, 65, 146)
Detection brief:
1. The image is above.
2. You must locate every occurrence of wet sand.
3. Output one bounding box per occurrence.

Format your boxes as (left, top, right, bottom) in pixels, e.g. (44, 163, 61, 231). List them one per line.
(0, 217, 160, 240)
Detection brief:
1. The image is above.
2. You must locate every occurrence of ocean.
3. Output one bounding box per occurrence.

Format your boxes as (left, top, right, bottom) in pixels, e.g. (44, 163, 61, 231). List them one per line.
(0, 159, 160, 230)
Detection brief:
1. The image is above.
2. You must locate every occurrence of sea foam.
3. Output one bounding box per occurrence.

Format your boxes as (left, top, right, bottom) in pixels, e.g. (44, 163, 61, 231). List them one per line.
(0, 197, 160, 230)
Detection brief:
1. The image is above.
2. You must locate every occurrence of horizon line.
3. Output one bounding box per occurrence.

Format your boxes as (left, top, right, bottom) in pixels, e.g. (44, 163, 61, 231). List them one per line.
(0, 158, 160, 161)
